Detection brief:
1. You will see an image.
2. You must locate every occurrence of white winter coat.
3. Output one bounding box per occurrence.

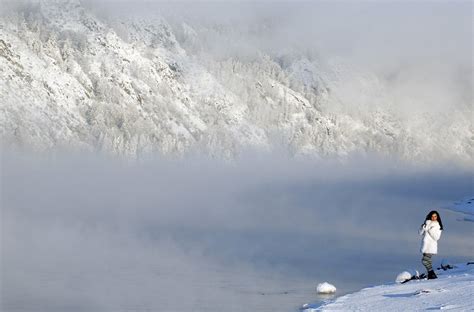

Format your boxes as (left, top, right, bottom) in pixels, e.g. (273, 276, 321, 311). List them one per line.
(419, 220, 442, 254)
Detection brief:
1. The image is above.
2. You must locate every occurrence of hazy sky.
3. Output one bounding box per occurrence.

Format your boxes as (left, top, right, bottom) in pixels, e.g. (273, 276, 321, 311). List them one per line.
(80, 0, 473, 64)
(3, 0, 471, 72)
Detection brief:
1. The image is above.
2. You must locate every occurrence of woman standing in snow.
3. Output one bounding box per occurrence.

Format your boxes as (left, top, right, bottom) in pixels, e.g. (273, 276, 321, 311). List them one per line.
(419, 210, 443, 279)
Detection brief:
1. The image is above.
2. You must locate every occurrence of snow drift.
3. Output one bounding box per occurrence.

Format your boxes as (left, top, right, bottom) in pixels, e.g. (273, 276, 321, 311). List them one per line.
(316, 282, 336, 294)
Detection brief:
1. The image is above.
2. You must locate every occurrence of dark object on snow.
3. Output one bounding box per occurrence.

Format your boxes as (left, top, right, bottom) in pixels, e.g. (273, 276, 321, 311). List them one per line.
(467, 262, 474, 265)
(401, 273, 427, 284)
(428, 270, 438, 279)
(402, 269, 437, 283)
(438, 263, 454, 271)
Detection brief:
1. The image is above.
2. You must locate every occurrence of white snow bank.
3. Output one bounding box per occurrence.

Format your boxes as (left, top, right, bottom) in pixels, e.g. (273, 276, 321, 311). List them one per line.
(395, 271, 412, 283)
(303, 263, 474, 311)
(316, 282, 336, 294)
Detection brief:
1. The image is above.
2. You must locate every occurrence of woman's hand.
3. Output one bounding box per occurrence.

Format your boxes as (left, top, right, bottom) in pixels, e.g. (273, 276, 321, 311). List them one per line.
(419, 223, 427, 235)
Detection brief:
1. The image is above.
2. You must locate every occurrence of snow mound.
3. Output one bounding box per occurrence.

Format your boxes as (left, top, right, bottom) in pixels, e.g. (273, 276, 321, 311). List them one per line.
(316, 282, 336, 294)
(395, 271, 412, 283)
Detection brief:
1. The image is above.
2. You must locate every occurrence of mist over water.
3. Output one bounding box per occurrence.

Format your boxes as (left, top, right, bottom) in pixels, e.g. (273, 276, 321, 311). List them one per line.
(2, 152, 473, 311)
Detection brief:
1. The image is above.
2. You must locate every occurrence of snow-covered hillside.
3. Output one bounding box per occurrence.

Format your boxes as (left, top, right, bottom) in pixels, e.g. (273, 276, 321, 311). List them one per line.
(1, 0, 472, 161)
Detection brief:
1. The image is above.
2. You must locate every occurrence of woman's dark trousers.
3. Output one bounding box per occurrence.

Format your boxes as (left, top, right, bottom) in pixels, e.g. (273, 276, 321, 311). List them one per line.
(422, 253, 437, 279)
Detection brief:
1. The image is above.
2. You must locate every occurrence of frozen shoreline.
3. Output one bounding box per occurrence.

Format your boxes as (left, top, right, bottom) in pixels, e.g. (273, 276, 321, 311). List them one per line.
(302, 197, 474, 311)
(302, 262, 474, 311)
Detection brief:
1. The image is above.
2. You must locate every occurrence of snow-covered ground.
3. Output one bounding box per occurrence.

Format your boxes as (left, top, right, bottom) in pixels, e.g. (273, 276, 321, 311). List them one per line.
(444, 197, 474, 222)
(303, 262, 474, 311)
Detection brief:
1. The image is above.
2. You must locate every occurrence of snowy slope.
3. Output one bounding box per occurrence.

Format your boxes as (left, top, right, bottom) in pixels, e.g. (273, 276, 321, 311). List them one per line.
(444, 197, 474, 222)
(1, 0, 472, 161)
(303, 263, 474, 311)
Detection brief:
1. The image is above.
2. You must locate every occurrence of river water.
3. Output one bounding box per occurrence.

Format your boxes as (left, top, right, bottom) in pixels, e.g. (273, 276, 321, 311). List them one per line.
(2, 155, 473, 311)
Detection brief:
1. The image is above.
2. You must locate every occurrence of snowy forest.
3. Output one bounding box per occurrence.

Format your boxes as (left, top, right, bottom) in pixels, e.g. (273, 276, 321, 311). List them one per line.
(1, 0, 472, 163)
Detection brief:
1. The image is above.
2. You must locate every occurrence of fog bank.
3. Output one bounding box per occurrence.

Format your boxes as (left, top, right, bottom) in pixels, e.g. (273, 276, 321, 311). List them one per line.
(2, 152, 473, 311)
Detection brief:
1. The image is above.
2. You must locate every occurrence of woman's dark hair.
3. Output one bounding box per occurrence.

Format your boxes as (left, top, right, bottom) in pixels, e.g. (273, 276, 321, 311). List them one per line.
(425, 210, 444, 230)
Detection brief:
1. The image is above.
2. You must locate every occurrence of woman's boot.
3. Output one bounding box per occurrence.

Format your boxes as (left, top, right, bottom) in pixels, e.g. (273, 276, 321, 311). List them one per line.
(428, 270, 438, 279)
